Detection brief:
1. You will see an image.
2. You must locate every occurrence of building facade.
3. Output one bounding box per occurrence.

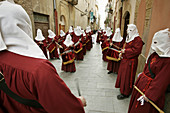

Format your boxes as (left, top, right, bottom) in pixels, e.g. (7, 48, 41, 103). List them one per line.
(13, 0, 100, 38)
(57, 0, 99, 33)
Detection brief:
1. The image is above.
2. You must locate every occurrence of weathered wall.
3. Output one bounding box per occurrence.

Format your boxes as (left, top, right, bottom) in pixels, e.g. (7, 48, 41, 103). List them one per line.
(31, 0, 54, 37)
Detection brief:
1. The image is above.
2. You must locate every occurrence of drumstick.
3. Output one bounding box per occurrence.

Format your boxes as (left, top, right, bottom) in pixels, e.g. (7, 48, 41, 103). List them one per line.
(134, 85, 164, 113)
(75, 78, 81, 96)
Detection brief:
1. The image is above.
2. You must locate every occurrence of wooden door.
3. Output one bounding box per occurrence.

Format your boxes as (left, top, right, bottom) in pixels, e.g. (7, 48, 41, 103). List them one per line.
(35, 22, 49, 39)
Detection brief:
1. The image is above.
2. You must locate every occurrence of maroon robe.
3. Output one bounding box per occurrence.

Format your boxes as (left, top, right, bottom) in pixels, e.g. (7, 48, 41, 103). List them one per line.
(115, 36, 143, 96)
(107, 41, 123, 73)
(34, 39, 48, 59)
(47, 36, 59, 59)
(85, 32, 93, 51)
(81, 35, 87, 55)
(101, 34, 113, 62)
(61, 45, 76, 72)
(72, 33, 84, 60)
(58, 35, 65, 54)
(0, 50, 84, 113)
(96, 32, 102, 44)
(128, 52, 170, 113)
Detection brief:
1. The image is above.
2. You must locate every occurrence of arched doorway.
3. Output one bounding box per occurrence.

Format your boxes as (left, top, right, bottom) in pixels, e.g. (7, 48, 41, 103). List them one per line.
(123, 11, 130, 39)
(59, 15, 66, 32)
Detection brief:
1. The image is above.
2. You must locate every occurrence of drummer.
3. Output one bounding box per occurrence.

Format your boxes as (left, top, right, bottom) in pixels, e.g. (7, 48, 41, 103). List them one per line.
(106, 28, 124, 74)
(61, 34, 76, 73)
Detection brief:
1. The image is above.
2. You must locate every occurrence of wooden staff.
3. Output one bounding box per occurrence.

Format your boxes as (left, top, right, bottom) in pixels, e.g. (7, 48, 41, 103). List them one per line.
(134, 85, 164, 113)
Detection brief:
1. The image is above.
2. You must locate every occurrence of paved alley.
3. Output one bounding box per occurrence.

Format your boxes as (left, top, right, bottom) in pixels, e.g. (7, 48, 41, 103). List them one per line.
(50, 42, 130, 113)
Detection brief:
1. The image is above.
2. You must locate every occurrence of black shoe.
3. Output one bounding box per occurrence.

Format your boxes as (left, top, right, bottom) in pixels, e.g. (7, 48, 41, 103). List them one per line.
(117, 94, 129, 100)
(107, 71, 113, 74)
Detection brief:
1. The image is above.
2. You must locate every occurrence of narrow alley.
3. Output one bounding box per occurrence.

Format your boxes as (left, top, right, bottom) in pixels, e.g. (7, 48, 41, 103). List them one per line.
(50, 41, 130, 113)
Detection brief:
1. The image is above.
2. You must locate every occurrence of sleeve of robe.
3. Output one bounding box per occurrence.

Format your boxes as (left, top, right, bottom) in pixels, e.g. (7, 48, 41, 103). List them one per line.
(122, 37, 143, 59)
(145, 58, 170, 102)
(31, 60, 85, 113)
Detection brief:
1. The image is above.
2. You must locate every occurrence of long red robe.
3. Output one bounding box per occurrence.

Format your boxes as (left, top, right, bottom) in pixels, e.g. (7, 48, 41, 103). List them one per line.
(34, 39, 48, 59)
(101, 34, 113, 62)
(47, 36, 59, 59)
(81, 35, 87, 55)
(0, 51, 84, 113)
(61, 45, 76, 72)
(96, 32, 102, 44)
(128, 52, 170, 113)
(85, 32, 93, 51)
(107, 41, 124, 73)
(58, 35, 65, 54)
(72, 33, 84, 60)
(115, 36, 143, 95)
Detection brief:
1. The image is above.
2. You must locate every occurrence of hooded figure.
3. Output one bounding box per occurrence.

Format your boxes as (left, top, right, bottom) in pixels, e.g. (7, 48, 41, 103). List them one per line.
(85, 26, 93, 51)
(61, 34, 76, 72)
(47, 29, 59, 59)
(148, 28, 170, 58)
(86, 26, 91, 33)
(105, 27, 113, 37)
(115, 24, 144, 100)
(112, 28, 123, 42)
(35, 29, 45, 41)
(48, 29, 56, 39)
(96, 29, 102, 44)
(81, 30, 87, 55)
(101, 27, 113, 62)
(69, 26, 73, 33)
(0, 1, 46, 59)
(0, 1, 86, 113)
(60, 30, 66, 37)
(63, 34, 74, 47)
(72, 26, 84, 60)
(35, 29, 48, 58)
(128, 28, 170, 113)
(126, 24, 139, 43)
(106, 28, 124, 74)
(74, 26, 82, 37)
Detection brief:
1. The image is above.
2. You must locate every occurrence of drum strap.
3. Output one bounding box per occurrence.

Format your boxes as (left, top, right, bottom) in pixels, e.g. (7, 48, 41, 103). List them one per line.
(0, 72, 43, 109)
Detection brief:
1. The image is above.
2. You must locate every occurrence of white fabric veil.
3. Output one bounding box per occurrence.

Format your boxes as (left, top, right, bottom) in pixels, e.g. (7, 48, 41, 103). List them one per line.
(0, 1, 46, 59)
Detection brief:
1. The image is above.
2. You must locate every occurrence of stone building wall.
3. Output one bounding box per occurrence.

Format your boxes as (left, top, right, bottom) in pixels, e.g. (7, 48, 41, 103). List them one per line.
(14, 0, 55, 38)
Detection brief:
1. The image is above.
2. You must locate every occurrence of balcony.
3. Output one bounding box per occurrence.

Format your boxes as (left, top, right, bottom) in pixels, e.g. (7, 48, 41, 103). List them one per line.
(65, 0, 78, 5)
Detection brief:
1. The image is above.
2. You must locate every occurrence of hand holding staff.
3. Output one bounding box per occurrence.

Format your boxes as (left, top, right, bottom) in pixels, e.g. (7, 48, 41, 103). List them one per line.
(134, 85, 164, 113)
(75, 78, 87, 107)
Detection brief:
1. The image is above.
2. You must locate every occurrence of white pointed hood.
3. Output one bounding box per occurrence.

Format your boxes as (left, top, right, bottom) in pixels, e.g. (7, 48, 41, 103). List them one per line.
(48, 29, 56, 38)
(126, 24, 139, 43)
(63, 34, 74, 47)
(105, 27, 112, 37)
(69, 26, 73, 33)
(0, 1, 46, 59)
(86, 26, 91, 33)
(60, 30, 65, 37)
(112, 28, 123, 42)
(147, 28, 170, 59)
(74, 26, 82, 36)
(35, 29, 45, 41)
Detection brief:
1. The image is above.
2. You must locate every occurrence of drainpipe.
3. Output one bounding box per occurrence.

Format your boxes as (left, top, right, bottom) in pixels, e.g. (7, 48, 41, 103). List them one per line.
(54, 0, 58, 36)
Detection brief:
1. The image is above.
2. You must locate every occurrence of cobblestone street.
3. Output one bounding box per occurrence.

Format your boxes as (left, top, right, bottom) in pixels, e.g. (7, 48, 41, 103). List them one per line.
(50, 42, 130, 113)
